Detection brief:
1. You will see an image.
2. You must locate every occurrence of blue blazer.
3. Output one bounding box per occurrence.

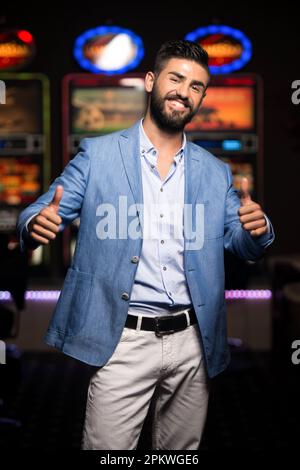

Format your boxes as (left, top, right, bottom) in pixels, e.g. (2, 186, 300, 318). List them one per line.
(17, 121, 274, 378)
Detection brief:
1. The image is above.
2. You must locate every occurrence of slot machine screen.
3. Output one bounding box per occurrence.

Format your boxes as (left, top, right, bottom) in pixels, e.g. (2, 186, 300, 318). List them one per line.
(0, 81, 42, 135)
(186, 86, 255, 132)
(70, 86, 146, 135)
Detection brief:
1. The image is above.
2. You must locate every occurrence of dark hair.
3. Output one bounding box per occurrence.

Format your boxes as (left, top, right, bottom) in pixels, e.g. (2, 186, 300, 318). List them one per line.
(154, 39, 210, 77)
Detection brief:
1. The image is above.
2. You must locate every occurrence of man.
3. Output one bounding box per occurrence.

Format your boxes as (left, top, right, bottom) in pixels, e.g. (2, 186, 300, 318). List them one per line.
(17, 40, 274, 450)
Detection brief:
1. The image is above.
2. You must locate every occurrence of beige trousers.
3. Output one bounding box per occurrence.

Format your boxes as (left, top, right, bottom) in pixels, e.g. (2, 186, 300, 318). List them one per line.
(81, 319, 210, 450)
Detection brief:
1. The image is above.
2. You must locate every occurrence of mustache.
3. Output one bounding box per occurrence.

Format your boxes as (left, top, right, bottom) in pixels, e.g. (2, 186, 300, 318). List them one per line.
(165, 94, 192, 109)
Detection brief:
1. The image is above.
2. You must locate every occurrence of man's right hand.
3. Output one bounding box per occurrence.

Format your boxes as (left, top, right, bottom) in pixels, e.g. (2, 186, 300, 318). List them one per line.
(28, 185, 63, 245)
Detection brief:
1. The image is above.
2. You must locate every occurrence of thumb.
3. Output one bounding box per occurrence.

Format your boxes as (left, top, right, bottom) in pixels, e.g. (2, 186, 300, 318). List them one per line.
(48, 185, 63, 213)
(239, 177, 252, 206)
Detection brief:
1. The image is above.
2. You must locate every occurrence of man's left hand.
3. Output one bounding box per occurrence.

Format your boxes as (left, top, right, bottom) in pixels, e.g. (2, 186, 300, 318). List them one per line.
(238, 177, 268, 237)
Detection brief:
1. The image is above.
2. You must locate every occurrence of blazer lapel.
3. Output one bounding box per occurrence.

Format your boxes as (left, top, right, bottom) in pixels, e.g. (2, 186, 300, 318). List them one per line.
(118, 122, 144, 227)
(184, 142, 207, 260)
(184, 142, 206, 207)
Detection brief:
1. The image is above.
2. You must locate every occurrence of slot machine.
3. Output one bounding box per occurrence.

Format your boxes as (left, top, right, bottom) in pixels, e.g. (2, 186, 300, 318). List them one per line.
(0, 72, 51, 272)
(62, 73, 146, 267)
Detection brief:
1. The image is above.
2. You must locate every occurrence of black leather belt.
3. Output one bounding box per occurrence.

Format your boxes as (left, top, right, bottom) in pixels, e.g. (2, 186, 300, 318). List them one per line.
(125, 308, 197, 337)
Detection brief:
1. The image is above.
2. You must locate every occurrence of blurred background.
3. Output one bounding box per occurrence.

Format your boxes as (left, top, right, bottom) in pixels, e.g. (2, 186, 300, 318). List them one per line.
(0, 3, 299, 451)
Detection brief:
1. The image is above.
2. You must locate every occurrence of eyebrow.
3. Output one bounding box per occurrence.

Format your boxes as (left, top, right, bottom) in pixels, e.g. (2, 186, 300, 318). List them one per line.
(168, 71, 206, 88)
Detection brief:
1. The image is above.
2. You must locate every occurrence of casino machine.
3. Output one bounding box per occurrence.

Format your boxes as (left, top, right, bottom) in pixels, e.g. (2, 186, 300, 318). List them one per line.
(0, 73, 51, 272)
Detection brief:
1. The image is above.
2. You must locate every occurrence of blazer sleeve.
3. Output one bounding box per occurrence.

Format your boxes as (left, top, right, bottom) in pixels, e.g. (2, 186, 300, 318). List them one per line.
(16, 138, 91, 251)
(223, 163, 275, 261)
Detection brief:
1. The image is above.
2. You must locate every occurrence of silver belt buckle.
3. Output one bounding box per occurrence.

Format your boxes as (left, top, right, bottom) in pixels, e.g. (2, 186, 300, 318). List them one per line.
(154, 316, 175, 337)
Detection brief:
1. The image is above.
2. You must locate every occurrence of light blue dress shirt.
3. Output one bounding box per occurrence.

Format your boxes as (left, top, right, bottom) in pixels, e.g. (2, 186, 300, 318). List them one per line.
(128, 120, 193, 317)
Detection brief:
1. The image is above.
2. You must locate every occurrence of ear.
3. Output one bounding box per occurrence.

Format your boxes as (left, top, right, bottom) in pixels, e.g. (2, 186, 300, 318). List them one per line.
(145, 71, 155, 93)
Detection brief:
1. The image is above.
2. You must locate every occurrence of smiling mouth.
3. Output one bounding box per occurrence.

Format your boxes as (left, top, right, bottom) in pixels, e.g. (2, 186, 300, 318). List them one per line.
(167, 99, 190, 111)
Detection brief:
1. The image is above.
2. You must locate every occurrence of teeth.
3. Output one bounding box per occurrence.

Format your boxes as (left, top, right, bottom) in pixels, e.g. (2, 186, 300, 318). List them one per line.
(169, 100, 185, 110)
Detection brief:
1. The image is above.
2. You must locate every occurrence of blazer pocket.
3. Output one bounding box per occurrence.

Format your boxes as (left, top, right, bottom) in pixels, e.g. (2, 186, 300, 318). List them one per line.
(67, 269, 93, 336)
(52, 268, 93, 337)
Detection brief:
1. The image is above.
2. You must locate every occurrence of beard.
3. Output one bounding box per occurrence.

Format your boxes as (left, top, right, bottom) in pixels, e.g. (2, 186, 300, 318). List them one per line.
(149, 82, 200, 133)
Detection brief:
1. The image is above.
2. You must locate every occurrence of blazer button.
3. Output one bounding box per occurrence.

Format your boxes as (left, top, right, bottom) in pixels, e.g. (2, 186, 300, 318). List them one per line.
(131, 255, 139, 263)
(121, 292, 129, 300)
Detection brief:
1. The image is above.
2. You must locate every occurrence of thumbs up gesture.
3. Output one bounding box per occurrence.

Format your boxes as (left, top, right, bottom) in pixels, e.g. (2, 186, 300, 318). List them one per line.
(238, 177, 267, 237)
(28, 185, 63, 245)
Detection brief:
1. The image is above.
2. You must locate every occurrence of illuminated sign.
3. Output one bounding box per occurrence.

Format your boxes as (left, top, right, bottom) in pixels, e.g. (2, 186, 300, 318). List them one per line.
(0, 30, 36, 71)
(185, 25, 252, 74)
(73, 26, 144, 75)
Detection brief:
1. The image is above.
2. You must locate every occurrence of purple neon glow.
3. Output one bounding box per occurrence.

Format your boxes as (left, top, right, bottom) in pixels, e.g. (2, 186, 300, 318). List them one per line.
(225, 289, 272, 299)
(0, 289, 272, 301)
(0, 291, 60, 301)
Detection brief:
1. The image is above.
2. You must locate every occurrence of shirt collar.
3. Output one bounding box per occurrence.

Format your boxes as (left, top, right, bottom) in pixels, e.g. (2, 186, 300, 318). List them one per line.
(139, 119, 186, 162)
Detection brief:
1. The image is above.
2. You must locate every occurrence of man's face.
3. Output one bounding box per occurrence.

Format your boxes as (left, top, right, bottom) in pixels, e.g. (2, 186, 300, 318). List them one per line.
(145, 58, 209, 133)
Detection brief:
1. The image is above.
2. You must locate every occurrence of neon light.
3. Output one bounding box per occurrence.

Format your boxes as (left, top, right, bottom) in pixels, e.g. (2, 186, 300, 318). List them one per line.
(17, 30, 33, 44)
(185, 25, 252, 74)
(225, 290, 272, 300)
(0, 291, 60, 301)
(203, 43, 243, 58)
(222, 140, 242, 151)
(0, 30, 35, 70)
(0, 43, 31, 58)
(73, 26, 144, 75)
(0, 290, 272, 301)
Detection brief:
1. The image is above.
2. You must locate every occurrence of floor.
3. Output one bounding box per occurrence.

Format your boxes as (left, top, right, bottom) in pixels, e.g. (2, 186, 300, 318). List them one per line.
(0, 345, 299, 450)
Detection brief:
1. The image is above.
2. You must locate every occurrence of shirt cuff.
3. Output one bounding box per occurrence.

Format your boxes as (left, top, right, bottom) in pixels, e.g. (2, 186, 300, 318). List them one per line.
(264, 215, 271, 234)
(25, 213, 39, 232)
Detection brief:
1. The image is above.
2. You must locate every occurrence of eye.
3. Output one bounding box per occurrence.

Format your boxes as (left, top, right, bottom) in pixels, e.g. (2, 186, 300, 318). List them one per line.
(170, 77, 179, 83)
(191, 85, 202, 93)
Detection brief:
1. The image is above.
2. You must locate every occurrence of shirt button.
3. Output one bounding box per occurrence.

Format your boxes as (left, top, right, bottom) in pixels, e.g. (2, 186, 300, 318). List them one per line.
(131, 255, 139, 263)
(160, 240, 164, 244)
(163, 266, 167, 271)
(121, 292, 129, 300)
(160, 187, 163, 192)
(160, 214, 163, 218)
(151, 165, 155, 169)
(152, 150, 156, 155)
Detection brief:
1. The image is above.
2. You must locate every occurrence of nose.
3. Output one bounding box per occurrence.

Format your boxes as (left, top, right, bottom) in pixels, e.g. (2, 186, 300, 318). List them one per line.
(176, 81, 189, 99)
